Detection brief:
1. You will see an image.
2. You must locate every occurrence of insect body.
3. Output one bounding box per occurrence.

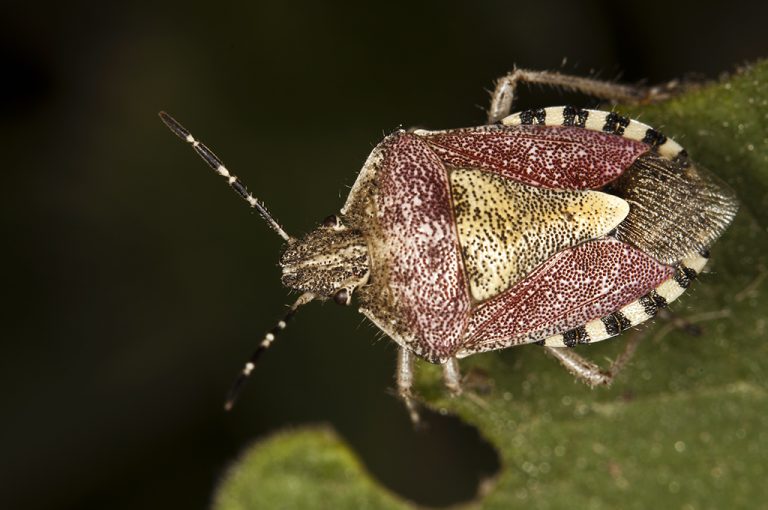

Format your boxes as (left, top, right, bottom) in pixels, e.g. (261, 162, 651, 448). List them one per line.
(161, 69, 737, 419)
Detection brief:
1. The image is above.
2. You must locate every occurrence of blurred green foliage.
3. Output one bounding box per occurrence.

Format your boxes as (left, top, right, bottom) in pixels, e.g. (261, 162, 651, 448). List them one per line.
(213, 62, 768, 509)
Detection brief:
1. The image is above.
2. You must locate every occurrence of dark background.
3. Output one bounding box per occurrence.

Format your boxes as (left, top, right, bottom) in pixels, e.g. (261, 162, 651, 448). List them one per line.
(3, 1, 767, 509)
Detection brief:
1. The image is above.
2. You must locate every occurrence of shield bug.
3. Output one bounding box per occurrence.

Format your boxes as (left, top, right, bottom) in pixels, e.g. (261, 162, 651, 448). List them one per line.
(160, 68, 737, 421)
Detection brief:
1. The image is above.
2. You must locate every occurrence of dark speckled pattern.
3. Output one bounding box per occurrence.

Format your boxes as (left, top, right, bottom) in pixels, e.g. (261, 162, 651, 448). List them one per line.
(461, 238, 674, 354)
(425, 125, 648, 189)
(371, 133, 471, 361)
(351, 118, 730, 362)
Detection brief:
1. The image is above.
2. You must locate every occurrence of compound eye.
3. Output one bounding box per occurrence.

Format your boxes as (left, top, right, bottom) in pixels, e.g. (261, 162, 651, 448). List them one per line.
(333, 288, 350, 306)
(322, 214, 339, 228)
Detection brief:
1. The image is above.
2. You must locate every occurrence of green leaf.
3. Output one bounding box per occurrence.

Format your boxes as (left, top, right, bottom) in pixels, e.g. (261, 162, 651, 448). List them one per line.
(213, 426, 412, 510)
(213, 61, 768, 509)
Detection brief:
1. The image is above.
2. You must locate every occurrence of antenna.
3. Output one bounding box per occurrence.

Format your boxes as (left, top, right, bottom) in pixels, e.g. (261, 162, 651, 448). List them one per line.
(224, 292, 315, 411)
(159, 111, 292, 241)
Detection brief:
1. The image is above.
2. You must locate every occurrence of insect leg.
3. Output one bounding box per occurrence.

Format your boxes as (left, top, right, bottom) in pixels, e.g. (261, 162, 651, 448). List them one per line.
(657, 308, 703, 337)
(442, 357, 463, 395)
(224, 292, 315, 411)
(543, 329, 644, 387)
(487, 68, 674, 124)
(396, 347, 421, 425)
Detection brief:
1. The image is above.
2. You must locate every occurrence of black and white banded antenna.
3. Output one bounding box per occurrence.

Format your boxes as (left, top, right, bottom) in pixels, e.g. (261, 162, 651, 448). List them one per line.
(224, 291, 315, 411)
(158, 111, 292, 242)
(159, 111, 314, 410)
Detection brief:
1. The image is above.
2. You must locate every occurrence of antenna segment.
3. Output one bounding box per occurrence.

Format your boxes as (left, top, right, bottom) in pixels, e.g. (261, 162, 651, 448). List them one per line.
(159, 111, 292, 241)
(224, 292, 315, 411)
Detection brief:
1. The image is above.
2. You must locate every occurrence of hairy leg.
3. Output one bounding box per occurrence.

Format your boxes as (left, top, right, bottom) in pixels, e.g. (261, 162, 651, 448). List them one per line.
(488, 67, 676, 123)
(396, 347, 421, 424)
(442, 357, 463, 395)
(544, 329, 643, 387)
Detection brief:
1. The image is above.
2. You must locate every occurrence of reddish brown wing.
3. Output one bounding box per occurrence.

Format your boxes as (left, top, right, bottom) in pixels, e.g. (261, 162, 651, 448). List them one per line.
(462, 238, 674, 353)
(423, 125, 648, 189)
(374, 133, 471, 362)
